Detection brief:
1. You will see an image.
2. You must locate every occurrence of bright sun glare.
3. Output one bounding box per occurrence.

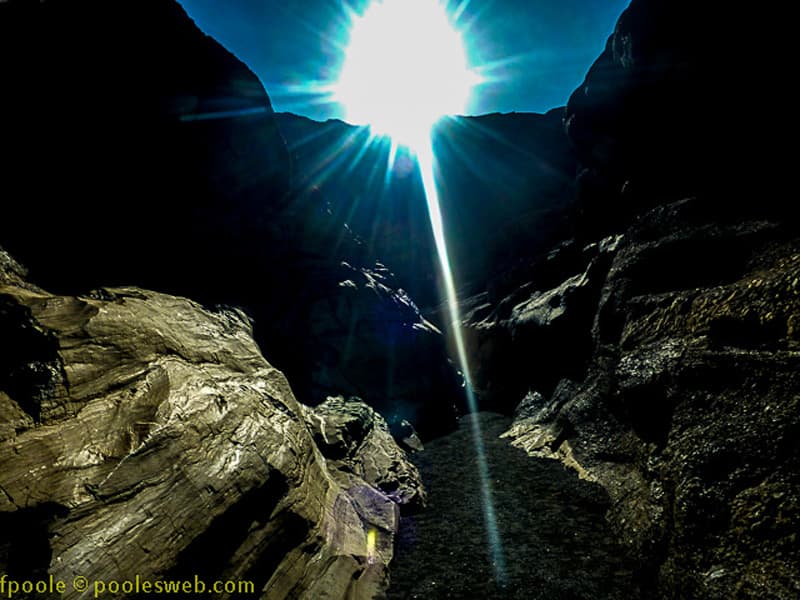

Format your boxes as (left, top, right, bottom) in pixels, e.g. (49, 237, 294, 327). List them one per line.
(335, 0, 478, 149)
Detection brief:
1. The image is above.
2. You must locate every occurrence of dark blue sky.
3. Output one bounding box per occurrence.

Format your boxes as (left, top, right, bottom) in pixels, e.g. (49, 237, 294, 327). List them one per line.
(178, 0, 629, 121)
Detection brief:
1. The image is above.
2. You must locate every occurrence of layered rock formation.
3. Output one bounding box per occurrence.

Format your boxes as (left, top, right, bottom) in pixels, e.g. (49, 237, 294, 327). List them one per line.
(0, 6, 452, 591)
(464, 235, 621, 413)
(0, 248, 423, 598)
(0, 0, 461, 437)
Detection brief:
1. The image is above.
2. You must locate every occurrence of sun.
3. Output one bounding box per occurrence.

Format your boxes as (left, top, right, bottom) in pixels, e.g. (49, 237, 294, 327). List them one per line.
(335, 0, 478, 150)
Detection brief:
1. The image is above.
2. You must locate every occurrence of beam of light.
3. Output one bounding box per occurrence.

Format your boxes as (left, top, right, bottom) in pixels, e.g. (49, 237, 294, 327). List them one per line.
(416, 138, 507, 587)
(334, 0, 507, 585)
(178, 106, 267, 122)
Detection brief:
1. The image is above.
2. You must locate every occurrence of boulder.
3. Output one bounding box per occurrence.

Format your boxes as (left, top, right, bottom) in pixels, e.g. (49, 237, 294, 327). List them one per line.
(308, 396, 426, 510)
(0, 259, 423, 599)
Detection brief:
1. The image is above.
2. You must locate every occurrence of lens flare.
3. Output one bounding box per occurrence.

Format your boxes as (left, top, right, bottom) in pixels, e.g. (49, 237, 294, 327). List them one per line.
(366, 527, 378, 564)
(416, 139, 507, 584)
(336, 0, 505, 585)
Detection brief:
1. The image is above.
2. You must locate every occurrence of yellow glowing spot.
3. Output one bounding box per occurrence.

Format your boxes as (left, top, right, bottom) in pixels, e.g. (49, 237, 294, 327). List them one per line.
(335, 0, 479, 149)
(366, 528, 378, 564)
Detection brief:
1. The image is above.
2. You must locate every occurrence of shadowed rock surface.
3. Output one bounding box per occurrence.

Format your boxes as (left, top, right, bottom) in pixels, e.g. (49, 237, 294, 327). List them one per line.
(274, 110, 577, 304)
(500, 202, 800, 598)
(304, 263, 462, 435)
(0, 253, 423, 599)
(0, 0, 291, 297)
(464, 235, 622, 413)
(563, 0, 770, 234)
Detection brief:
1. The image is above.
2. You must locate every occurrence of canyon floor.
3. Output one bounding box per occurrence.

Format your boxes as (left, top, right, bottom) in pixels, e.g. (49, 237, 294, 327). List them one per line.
(388, 412, 641, 599)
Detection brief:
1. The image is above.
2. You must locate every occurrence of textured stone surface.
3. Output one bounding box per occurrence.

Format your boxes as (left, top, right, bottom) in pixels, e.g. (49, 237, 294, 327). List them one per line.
(0, 267, 423, 599)
(0, 249, 34, 290)
(2, 0, 790, 597)
(307, 396, 426, 511)
(500, 199, 800, 598)
(464, 236, 620, 413)
(448, 1, 796, 596)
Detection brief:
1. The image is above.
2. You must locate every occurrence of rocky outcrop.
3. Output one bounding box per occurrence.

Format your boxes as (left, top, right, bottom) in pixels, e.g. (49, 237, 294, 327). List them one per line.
(463, 235, 620, 413)
(501, 200, 799, 597)
(0, 0, 461, 437)
(307, 396, 427, 511)
(432, 110, 578, 295)
(274, 109, 580, 423)
(0, 0, 292, 298)
(0, 257, 423, 598)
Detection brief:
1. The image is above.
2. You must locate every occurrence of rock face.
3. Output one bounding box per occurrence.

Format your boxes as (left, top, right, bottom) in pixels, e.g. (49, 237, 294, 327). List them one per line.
(275, 109, 578, 303)
(303, 262, 461, 437)
(307, 396, 427, 511)
(432, 111, 578, 295)
(463, 0, 799, 597)
(464, 235, 621, 413)
(0, 0, 292, 298)
(564, 0, 770, 235)
(500, 201, 799, 598)
(4, 0, 792, 597)
(0, 255, 423, 599)
(0, 0, 461, 437)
